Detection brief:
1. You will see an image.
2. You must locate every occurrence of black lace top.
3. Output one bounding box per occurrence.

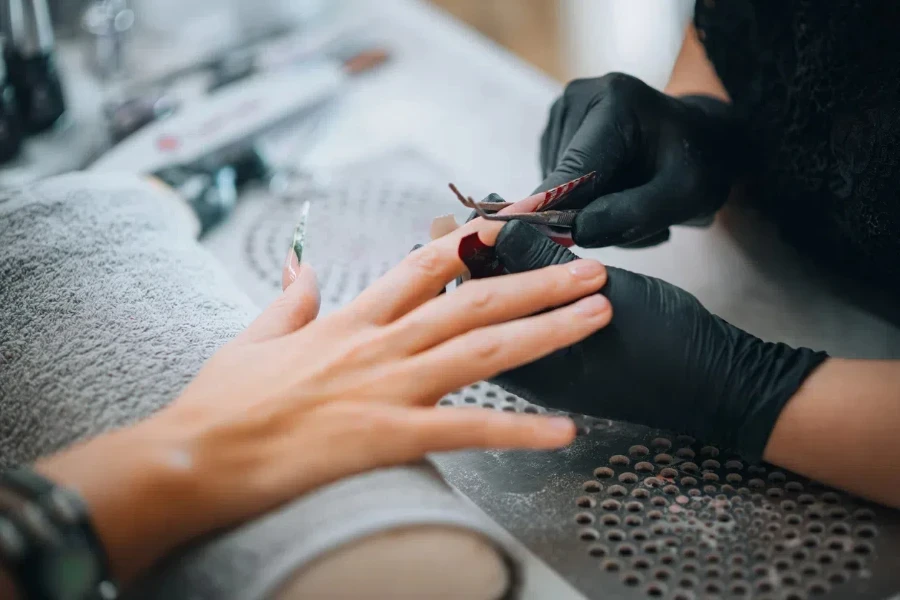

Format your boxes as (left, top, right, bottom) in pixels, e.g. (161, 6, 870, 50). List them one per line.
(694, 0, 900, 291)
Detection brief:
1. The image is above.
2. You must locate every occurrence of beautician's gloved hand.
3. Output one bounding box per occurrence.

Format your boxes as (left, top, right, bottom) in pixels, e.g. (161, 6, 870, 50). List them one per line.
(538, 73, 746, 248)
(490, 221, 828, 460)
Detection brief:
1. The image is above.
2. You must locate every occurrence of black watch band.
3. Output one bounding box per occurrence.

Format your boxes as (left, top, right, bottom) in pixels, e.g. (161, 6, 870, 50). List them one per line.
(0, 468, 117, 600)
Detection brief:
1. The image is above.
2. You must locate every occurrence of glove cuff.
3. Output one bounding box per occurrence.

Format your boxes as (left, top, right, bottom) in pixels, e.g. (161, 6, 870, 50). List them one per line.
(731, 342, 829, 461)
(678, 94, 758, 178)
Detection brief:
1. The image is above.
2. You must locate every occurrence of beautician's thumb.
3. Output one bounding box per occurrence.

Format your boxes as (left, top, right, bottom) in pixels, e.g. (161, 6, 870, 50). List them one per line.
(495, 221, 579, 273)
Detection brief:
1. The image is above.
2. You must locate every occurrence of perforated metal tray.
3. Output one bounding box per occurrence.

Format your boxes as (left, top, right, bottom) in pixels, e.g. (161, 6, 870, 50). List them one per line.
(434, 384, 900, 600)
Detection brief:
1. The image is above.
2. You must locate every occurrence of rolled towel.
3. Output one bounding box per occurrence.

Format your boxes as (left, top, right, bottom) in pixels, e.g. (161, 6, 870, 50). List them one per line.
(0, 173, 518, 600)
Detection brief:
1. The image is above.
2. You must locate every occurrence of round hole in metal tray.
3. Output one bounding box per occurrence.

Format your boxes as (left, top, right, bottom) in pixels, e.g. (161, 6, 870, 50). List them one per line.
(602, 559, 622, 572)
(785, 481, 804, 493)
(576, 495, 596, 509)
(610, 455, 631, 466)
(602, 514, 621, 527)
(651, 438, 672, 450)
(594, 467, 614, 479)
(608, 485, 628, 498)
(629, 445, 650, 457)
(625, 516, 644, 529)
(856, 524, 878, 539)
(575, 512, 594, 525)
(659, 467, 678, 479)
(619, 472, 639, 484)
(829, 571, 848, 585)
(676, 447, 696, 459)
(601, 499, 621, 511)
(654, 454, 674, 465)
(632, 557, 651, 570)
(583, 481, 601, 493)
(854, 508, 875, 521)
(607, 529, 626, 542)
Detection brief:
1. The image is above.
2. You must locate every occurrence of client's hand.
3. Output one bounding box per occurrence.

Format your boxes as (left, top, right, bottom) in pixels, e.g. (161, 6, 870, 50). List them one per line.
(490, 222, 827, 460)
(36, 214, 612, 584)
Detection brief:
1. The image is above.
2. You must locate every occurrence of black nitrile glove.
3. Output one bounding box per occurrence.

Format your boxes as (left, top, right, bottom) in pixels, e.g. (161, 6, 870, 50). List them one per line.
(537, 73, 747, 248)
(490, 221, 827, 460)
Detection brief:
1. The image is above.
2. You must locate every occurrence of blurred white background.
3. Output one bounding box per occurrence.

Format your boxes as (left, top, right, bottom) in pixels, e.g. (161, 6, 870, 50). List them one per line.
(55, 0, 693, 88)
(427, 0, 695, 88)
(561, 0, 694, 88)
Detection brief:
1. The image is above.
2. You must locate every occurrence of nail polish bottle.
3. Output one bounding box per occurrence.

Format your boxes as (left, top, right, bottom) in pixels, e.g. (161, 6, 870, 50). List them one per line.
(3, 0, 67, 133)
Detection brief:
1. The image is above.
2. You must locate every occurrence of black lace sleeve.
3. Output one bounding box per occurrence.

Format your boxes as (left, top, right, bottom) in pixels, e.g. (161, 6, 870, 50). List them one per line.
(694, 0, 900, 292)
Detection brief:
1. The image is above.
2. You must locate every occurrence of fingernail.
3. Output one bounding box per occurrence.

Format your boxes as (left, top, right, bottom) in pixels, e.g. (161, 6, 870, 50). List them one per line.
(540, 417, 576, 443)
(548, 416, 576, 432)
(282, 248, 301, 290)
(574, 294, 609, 316)
(568, 259, 604, 280)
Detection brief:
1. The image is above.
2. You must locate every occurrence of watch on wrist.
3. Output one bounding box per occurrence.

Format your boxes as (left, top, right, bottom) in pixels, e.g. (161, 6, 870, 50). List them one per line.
(0, 468, 117, 600)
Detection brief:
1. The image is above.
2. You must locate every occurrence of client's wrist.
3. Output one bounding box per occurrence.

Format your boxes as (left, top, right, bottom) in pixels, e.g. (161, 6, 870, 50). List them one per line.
(34, 420, 200, 584)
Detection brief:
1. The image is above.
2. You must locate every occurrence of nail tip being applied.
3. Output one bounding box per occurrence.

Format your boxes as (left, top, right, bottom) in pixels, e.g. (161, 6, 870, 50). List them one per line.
(291, 200, 311, 264)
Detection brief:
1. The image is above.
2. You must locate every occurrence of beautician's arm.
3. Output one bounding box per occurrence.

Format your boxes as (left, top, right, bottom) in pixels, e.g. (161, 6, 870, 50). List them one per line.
(664, 24, 729, 100)
(490, 221, 900, 510)
(766, 359, 900, 506)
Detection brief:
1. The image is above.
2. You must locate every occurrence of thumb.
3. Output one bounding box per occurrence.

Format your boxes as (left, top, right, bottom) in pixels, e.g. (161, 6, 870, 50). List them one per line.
(572, 175, 682, 248)
(237, 260, 321, 344)
(533, 103, 627, 209)
(495, 220, 579, 272)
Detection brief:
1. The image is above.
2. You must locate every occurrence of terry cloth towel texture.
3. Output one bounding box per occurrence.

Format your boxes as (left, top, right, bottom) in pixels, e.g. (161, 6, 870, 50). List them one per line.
(0, 173, 519, 600)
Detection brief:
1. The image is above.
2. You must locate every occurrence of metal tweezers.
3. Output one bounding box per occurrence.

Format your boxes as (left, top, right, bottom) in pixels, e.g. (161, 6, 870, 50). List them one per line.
(448, 183, 579, 229)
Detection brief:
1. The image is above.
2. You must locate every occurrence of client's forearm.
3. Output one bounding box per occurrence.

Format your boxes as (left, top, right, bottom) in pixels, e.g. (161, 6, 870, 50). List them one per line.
(764, 359, 900, 508)
(34, 423, 194, 586)
(664, 25, 729, 101)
